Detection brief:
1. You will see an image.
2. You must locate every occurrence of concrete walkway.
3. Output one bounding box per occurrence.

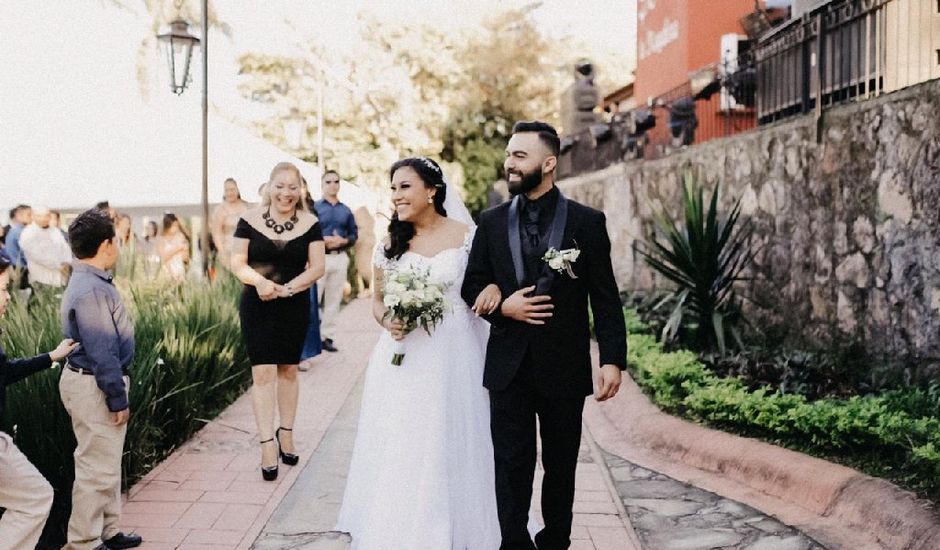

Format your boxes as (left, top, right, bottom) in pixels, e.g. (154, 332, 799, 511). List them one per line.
(124, 299, 374, 549)
(122, 297, 832, 549)
(124, 298, 638, 550)
(251, 375, 640, 550)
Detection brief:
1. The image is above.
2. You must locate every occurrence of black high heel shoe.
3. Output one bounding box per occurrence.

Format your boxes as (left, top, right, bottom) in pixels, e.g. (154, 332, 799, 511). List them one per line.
(276, 427, 299, 466)
(260, 438, 279, 481)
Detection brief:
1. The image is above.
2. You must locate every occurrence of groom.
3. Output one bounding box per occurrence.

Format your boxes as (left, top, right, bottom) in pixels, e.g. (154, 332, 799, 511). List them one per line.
(462, 121, 627, 550)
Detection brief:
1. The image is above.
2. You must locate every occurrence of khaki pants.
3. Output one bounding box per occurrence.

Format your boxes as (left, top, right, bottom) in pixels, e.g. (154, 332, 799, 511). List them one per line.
(59, 368, 128, 550)
(0, 431, 54, 550)
(318, 252, 349, 340)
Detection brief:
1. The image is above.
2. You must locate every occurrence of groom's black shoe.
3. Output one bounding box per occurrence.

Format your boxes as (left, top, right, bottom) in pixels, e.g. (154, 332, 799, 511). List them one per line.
(103, 532, 143, 549)
(322, 338, 338, 352)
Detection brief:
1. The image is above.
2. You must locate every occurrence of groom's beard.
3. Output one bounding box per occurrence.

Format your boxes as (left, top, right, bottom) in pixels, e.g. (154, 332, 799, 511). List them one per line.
(507, 167, 542, 196)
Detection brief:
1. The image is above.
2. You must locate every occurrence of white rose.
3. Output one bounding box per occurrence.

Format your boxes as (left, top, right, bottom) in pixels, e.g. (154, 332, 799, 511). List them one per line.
(384, 294, 401, 308)
(564, 249, 580, 262)
(548, 257, 566, 270)
(404, 290, 422, 307)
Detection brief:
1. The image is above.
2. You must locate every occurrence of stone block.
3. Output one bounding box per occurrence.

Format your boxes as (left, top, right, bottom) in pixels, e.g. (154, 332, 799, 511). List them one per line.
(835, 253, 870, 288)
(837, 290, 857, 333)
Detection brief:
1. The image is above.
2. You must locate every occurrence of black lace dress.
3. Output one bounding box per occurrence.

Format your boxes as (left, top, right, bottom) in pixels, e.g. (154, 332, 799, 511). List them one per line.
(234, 218, 323, 365)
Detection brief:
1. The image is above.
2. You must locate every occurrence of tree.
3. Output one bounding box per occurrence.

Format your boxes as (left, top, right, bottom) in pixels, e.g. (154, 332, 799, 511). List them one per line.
(235, 16, 462, 186)
(234, 6, 601, 208)
(441, 10, 562, 215)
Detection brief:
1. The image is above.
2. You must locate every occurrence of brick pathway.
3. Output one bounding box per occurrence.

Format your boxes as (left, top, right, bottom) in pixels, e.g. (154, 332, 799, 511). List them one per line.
(124, 299, 374, 549)
(122, 298, 640, 549)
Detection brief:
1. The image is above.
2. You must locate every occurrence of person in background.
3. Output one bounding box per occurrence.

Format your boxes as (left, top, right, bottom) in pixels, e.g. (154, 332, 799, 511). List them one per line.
(313, 170, 358, 352)
(94, 201, 116, 221)
(156, 213, 190, 282)
(210, 178, 252, 271)
(49, 210, 69, 241)
(298, 178, 322, 372)
(352, 205, 375, 297)
(0, 249, 78, 550)
(138, 221, 160, 277)
(5, 205, 32, 293)
(19, 206, 72, 293)
(60, 209, 141, 550)
(114, 214, 134, 249)
(487, 179, 510, 208)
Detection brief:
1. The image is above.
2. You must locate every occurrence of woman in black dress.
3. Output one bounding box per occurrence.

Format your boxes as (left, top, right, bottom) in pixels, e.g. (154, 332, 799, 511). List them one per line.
(231, 162, 325, 480)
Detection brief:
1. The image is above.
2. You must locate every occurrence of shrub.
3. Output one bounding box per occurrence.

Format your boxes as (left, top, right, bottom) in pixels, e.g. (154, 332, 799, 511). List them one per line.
(625, 310, 940, 503)
(635, 172, 755, 353)
(2, 273, 251, 549)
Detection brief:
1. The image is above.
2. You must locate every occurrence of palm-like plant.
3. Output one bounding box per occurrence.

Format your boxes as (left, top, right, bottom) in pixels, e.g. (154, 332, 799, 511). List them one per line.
(637, 172, 755, 353)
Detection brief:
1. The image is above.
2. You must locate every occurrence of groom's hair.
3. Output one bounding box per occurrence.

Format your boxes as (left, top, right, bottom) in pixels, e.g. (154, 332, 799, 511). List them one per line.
(512, 120, 560, 157)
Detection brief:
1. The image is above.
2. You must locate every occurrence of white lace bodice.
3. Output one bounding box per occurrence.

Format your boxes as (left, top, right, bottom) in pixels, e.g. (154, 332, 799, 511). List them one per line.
(372, 228, 475, 309)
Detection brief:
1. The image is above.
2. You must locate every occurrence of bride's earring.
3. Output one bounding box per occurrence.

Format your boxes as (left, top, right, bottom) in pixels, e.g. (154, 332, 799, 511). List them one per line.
(427, 196, 433, 204)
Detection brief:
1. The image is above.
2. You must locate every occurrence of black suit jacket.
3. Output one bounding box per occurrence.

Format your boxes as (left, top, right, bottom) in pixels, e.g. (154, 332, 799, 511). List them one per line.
(461, 191, 627, 398)
(0, 343, 52, 419)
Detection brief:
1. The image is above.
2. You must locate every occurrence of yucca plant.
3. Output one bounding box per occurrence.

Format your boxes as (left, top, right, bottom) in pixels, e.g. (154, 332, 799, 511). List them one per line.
(636, 172, 755, 353)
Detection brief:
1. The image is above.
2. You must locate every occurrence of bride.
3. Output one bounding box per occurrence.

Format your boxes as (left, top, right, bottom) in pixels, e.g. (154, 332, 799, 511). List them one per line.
(335, 157, 504, 549)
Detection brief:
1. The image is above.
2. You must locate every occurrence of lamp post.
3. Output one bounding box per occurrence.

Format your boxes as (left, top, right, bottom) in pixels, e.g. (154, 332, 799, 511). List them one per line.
(157, 1, 210, 277)
(283, 107, 308, 152)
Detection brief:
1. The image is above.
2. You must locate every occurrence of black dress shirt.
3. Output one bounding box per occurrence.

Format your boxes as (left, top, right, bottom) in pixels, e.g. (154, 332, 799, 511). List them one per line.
(518, 185, 560, 283)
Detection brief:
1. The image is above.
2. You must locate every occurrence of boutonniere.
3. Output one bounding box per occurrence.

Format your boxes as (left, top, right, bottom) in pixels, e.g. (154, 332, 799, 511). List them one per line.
(543, 245, 581, 279)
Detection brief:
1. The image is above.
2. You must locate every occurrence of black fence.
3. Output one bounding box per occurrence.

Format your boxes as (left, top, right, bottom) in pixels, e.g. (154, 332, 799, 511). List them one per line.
(755, 0, 937, 124)
(557, 0, 937, 179)
(557, 58, 758, 178)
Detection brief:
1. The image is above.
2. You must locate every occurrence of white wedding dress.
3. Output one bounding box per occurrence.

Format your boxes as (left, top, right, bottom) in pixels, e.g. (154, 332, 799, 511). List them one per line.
(335, 230, 502, 550)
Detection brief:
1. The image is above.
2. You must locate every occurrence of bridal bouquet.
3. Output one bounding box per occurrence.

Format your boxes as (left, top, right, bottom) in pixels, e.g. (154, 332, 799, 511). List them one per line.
(382, 266, 450, 366)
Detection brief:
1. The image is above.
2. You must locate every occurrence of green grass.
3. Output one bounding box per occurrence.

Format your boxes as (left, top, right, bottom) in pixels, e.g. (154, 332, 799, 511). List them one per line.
(2, 272, 250, 549)
(624, 309, 940, 504)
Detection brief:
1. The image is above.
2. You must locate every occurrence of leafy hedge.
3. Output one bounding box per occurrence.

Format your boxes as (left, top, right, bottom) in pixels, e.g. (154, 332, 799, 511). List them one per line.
(624, 310, 940, 503)
(2, 273, 251, 549)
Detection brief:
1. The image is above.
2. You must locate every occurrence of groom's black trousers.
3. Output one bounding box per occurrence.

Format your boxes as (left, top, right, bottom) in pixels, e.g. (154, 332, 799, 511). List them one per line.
(490, 354, 585, 550)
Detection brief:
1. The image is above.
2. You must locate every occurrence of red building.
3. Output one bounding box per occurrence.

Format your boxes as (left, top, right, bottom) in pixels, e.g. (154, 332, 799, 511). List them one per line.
(635, 0, 764, 155)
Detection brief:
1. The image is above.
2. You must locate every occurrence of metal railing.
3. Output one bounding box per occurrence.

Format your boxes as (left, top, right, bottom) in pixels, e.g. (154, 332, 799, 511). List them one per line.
(755, 0, 940, 124)
(557, 0, 938, 178)
(557, 57, 759, 176)
(637, 64, 758, 160)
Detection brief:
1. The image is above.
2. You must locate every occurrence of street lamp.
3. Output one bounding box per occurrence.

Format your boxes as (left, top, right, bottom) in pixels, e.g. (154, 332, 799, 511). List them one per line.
(283, 108, 308, 152)
(156, 19, 199, 95)
(157, 1, 210, 277)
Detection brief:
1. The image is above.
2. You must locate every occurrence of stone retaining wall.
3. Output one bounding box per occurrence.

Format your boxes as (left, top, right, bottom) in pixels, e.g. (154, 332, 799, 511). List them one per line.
(559, 79, 940, 359)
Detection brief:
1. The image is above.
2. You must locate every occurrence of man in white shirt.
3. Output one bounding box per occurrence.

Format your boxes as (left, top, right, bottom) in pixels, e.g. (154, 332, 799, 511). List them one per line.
(19, 206, 73, 290)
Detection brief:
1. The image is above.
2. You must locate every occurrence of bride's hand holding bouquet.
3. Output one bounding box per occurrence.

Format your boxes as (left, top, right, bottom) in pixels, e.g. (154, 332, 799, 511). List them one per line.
(382, 266, 450, 366)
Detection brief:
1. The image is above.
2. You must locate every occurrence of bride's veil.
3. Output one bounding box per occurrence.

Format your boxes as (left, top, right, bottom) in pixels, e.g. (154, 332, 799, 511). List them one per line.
(441, 174, 476, 229)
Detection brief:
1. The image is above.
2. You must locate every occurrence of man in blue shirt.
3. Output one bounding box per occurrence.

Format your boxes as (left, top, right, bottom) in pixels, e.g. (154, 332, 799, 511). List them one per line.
(5, 204, 32, 293)
(314, 170, 358, 352)
(60, 209, 141, 550)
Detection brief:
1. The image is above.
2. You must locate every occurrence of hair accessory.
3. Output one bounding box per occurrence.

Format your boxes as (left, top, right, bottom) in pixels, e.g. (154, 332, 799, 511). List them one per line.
(419, 157, 441, 174)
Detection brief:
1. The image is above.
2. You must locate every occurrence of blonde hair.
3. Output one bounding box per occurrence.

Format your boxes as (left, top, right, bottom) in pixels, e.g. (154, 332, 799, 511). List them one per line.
(262, 162, 307, 212)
